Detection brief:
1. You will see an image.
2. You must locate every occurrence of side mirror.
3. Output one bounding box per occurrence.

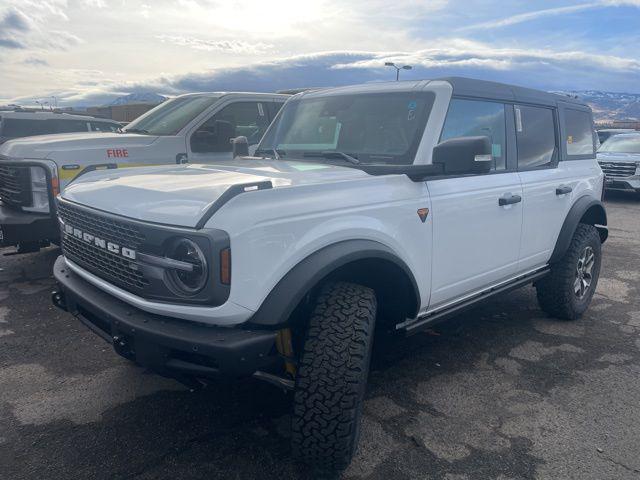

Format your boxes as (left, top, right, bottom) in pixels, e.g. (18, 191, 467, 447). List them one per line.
(432, 136, 493, 175)
(231, 136, 249, 158)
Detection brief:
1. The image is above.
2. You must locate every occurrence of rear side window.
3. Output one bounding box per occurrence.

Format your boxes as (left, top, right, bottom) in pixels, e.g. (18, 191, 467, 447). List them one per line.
(1, 119, 48, 138)
(515, 105, 557, 169)
(53, 120, 90, 133)
(440, 99, 506, 171)
(565, 109, 595, 157)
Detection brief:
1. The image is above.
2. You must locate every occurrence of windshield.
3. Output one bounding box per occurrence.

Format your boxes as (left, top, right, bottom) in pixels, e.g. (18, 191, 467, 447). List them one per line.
(124, 95, 220, 136)
(258, 92, 435, 165)
(599, 135, 640, 154)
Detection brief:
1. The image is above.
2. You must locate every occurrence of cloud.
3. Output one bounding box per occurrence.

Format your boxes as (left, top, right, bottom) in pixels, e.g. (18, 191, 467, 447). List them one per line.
(0, 2, 81, 51)
(23, 57, 50, 66)
(0, 38, 25, 49)
(0, 8, 33, 31)
(461, 0, 640, 32)
(156, 35, 273, 54)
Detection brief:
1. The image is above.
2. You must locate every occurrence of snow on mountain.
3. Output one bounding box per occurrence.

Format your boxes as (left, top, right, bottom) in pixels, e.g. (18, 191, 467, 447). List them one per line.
(108, 92, 167, 106)
(554, 90, 640, 122)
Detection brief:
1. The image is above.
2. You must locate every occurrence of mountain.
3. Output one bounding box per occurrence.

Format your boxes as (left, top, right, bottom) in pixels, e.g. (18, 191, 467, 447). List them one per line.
(554, 90, 640, 122)
(108, 92, 166, 106)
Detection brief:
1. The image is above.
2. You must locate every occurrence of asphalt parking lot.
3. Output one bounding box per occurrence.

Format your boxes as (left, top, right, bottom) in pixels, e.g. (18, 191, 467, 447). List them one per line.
(1, 191, 639, 480)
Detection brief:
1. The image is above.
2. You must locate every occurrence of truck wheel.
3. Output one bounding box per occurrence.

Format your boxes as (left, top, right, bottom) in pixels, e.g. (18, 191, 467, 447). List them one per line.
(291, 282, 376, 476)
(536, 223, 602, 320)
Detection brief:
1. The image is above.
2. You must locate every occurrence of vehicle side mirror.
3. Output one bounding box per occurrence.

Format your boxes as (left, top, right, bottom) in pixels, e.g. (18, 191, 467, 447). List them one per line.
(231, 136, 249, 158)
(432, 136, 493, 175)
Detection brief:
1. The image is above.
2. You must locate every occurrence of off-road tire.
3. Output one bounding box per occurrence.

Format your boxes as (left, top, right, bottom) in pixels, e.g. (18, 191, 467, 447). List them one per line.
(291, 282, 377, 476)
(536, 223, 602, 320)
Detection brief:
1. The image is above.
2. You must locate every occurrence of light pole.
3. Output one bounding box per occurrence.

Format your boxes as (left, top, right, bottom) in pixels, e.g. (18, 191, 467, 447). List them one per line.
(385, 62, 412, 81)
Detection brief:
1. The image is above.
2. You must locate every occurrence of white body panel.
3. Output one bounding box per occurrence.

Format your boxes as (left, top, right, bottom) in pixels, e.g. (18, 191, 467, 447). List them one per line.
(426, 173, 523, 309)
(517, 159, 603, 271)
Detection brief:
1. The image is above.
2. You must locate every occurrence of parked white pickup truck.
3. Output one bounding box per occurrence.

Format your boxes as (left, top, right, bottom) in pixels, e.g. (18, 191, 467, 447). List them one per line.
(0, 92, 288, 252)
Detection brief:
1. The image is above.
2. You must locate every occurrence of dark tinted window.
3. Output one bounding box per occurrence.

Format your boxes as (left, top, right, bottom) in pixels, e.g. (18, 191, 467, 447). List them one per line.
(565, 109, 595, 156)
(54, 120, 89, 133)
(89, 121, 119, 132)
(259, 92, 435, 165)
(441, 99, 506, 171)
(1, 119, 49, 138)
(515, 105, 557, 169)
(191, 102, 269, 153)
(267, 101, 285, 122)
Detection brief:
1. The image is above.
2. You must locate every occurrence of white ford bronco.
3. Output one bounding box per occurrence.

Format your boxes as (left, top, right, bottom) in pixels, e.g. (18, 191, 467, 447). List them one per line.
(52, 78, 607, 475)
(0, 92, 287, 252)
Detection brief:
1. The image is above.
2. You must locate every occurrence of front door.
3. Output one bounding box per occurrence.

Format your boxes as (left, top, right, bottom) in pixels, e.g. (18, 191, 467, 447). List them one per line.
(188, 101, 271, 163)
(426, 98, 523, 309)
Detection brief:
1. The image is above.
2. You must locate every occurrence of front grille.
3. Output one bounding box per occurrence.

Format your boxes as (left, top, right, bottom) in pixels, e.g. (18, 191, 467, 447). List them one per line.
(0, 164, 32, 207)
(58, 202, 149, 292)
(599, 161, 637, 178)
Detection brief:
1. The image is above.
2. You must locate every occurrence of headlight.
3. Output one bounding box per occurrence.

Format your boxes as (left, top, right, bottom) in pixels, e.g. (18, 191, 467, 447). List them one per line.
(165, 238, 208, 296)
(23, 166, 50, 213)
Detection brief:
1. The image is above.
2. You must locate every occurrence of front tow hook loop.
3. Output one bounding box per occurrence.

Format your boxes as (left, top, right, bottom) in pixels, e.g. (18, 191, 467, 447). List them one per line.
(51, 290, 67, 311)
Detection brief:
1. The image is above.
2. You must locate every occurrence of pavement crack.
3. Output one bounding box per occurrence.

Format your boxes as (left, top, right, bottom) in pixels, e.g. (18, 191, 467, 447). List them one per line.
(601, 455, 640, 475)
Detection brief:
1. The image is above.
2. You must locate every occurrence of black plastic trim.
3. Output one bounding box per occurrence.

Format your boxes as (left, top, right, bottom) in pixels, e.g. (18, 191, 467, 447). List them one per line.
(250, 239, 421, 327)
(549, 196, 608, 264)
(403, 268, 550, 335)
(195, 180, 273, 229)
(57, 197, 231, 306)
(53, 255, 277, 379)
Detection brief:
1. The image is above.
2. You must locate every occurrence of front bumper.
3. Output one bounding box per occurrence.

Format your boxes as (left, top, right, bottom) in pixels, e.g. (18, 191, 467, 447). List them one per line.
(0, 202, 58, 247)
(604, 176, 640, 192)
(52, 255, 278, 379)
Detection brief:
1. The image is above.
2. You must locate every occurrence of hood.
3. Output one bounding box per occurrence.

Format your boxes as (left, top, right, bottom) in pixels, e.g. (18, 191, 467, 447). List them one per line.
(0, 132, 158, 160)
(61, 159, 369, 227)
(597, 151, 640, 163)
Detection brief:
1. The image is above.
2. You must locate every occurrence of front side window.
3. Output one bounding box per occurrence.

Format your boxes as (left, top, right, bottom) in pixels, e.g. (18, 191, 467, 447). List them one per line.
(598, 135, 640, 154)
(259, 92, 435, 165)
(515, 105, 557, 169)
(124, 95, 220, 136)
(565, 109, 595, 156)
(190, 102, 269, 153)
(90, 121, 120, 132)
(440, 99, 506, 171)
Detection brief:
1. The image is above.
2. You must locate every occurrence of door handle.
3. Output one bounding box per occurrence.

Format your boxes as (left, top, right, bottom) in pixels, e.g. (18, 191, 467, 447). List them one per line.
(499, 194, 522, 206)
(556, 185, 572, 195)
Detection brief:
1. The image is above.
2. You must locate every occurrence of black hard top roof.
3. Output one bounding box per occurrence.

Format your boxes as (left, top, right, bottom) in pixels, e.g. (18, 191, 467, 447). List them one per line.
(438, 77, 589, 109)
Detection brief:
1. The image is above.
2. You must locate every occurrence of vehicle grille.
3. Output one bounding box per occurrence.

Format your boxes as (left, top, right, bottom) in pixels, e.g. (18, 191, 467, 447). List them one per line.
(599, 161, 637, 178)
(0, 164, 32, 207)
(58, 201, 150, 291)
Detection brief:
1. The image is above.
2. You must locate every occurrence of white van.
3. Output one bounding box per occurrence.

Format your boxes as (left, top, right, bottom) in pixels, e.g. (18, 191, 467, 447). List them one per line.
(0, 92, 289, 252)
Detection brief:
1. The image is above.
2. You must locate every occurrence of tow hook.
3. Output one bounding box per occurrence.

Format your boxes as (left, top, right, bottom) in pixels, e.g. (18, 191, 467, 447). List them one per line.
(51, 290, 67, 311)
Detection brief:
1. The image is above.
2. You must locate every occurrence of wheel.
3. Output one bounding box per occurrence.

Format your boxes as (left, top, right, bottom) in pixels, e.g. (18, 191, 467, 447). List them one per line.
(536, 223, 602, 320)
(291, 282, 377, 476)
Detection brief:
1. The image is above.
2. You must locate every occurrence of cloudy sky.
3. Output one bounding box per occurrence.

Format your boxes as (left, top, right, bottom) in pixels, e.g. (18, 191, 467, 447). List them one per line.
(1, 0, 639, 106)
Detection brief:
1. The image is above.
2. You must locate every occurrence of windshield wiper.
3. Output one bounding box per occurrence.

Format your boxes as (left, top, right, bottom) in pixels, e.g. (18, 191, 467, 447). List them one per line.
(123, 128, 150, 134)
(303, 151, 360, 165)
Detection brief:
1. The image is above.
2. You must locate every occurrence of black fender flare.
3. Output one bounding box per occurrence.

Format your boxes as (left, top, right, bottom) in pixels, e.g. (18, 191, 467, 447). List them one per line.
(249, 239, 421, 327)
(549, 195, 608, 264)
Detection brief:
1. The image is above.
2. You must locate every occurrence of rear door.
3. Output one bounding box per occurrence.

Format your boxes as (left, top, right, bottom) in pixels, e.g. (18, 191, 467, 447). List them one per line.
(515, 104, 576, 271)
(427, 98, 523, 309)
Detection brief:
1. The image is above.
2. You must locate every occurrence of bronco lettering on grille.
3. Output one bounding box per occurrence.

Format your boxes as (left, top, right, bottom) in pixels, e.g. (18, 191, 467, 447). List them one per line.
(63, 223, 136, 260)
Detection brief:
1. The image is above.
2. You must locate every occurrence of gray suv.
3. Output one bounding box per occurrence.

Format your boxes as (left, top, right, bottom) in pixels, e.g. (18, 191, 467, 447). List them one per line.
(598, 133, 640, 194)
